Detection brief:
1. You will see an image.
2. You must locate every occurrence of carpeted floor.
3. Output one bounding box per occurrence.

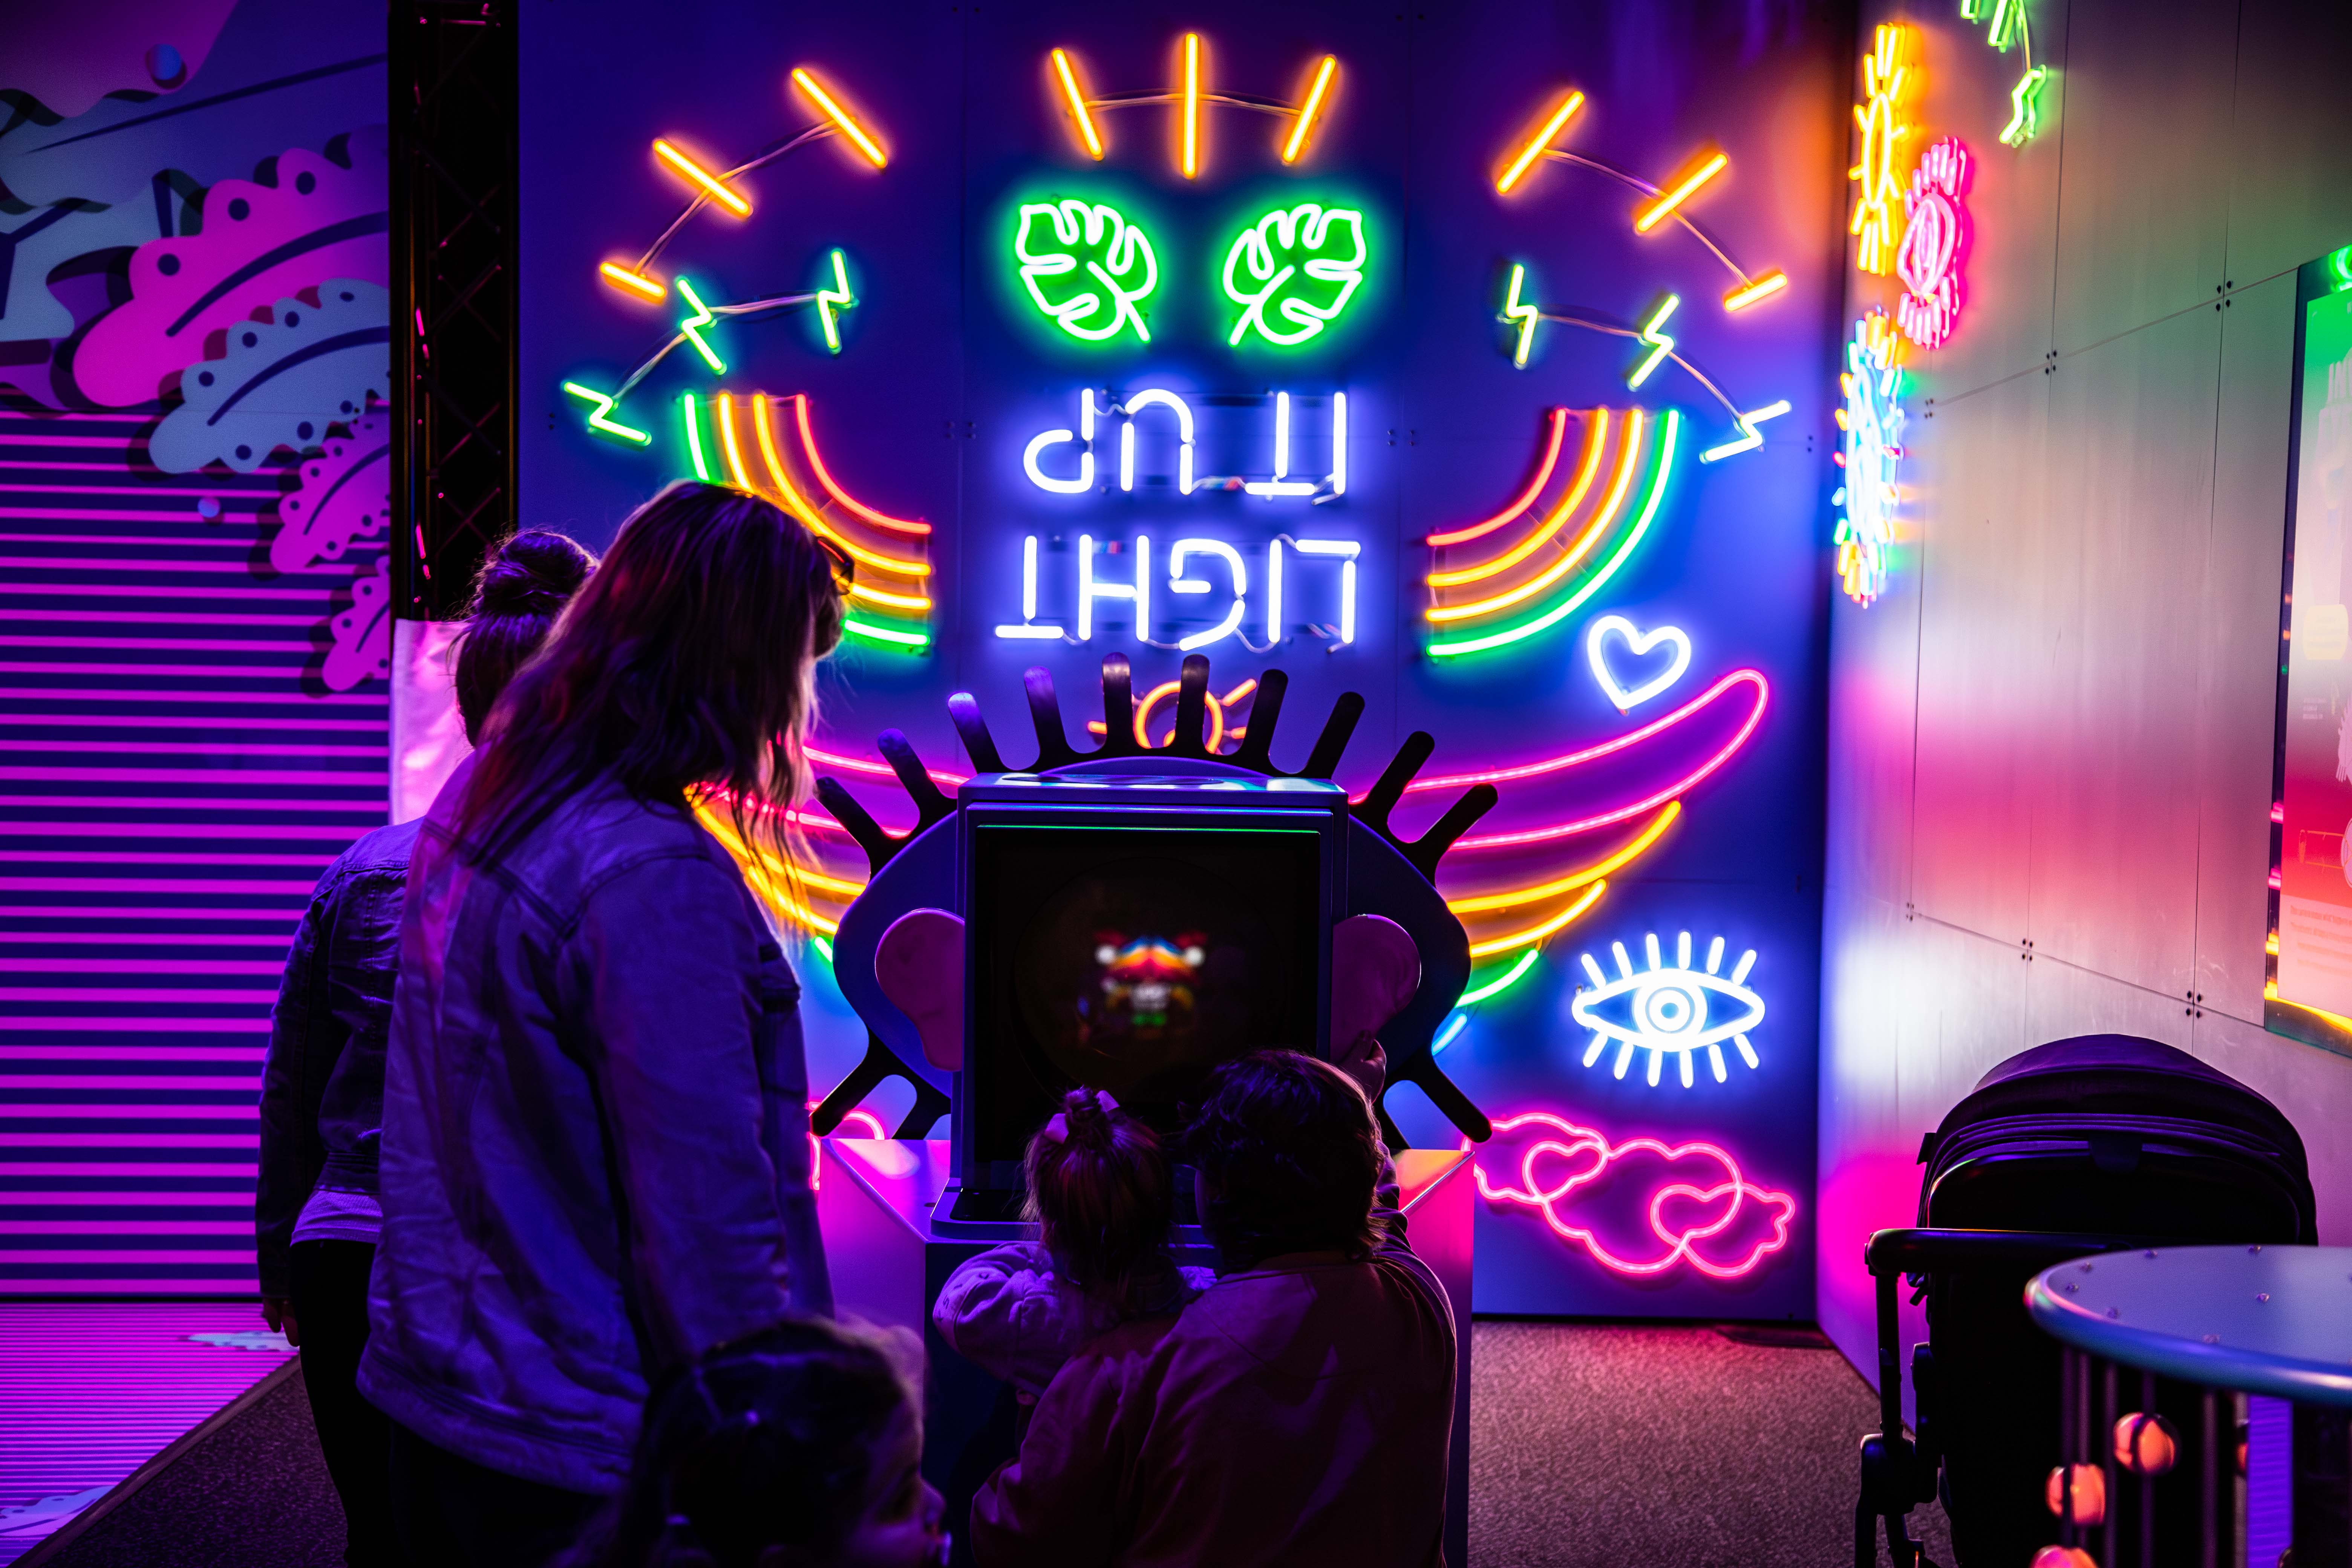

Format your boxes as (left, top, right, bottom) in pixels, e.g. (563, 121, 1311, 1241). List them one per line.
(37, 1322, 1955, 1567)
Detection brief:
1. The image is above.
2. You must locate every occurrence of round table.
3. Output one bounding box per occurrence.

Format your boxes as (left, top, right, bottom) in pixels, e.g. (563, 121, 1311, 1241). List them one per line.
(2026, 1245, 2352, 1407)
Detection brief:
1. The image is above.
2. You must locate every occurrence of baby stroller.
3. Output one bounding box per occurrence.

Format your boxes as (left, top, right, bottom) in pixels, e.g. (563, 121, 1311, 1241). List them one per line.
(1855, 1034, 2317, 1568)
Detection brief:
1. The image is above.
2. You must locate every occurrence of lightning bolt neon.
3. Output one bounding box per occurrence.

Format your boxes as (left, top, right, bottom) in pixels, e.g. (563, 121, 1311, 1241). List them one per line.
(2001, 67, 2049, 147)
(674, 277, 725, 374)
(1626, 295, 1680, 390)
(1699, 399, 1793, 464)
(816, 249, 855, 354)
(1503, 263, 1540, 368)
(562, 381, 651, 446)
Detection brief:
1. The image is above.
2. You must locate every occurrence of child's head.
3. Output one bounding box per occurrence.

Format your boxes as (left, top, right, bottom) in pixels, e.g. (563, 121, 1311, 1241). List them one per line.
(579, 1317, 943, 1568)
(1022, 1089, 1173, 1305)
(1185, 1049, 1384, 1270)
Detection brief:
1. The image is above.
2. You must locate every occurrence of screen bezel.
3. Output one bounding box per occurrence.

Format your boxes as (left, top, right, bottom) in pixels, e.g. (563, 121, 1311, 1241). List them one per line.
(955, 793, 1344, 1188)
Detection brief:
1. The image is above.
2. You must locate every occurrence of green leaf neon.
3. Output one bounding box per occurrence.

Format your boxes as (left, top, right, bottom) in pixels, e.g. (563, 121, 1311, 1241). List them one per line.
(2000, 67, 2049, 147)
(816, 249, 855, 354)
(675, 278, 726, 374)
(562, 381, 651, 446)
(1014, 199, 1158, 344)
(1459, 950, 1540, 1005)
(1222, 202, 1367, 348)
(2332, 245, 2352, 294)
(1429, 410, 1680, 658)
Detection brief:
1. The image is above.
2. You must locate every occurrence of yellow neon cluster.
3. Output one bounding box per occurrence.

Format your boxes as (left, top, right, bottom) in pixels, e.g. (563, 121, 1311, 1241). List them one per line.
(1043, 40, 1343, 175)
(1848, 24, 1917, 276)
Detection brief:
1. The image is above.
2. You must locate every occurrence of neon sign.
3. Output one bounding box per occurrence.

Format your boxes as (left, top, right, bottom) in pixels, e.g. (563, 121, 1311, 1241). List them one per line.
(1957, 0, 2050, 148)
(1895, 138, 1972, 349)
(1847, 24, 1916, 277)
(814, 249, 856, 353)
(1633, 149, 1727, 234)
(1572, 930, 1763, 1087)
(992, 531, 1362, 649)
(1021, 386, 1343, 500)
(1584, 615, 1690, 712)
(1040, 39, 1344, 176)
(1625, 295, 1680, 389)
(1220, 203, 1368, 348)
(1832, 311, 1905, 606)
(1015, 200, 1160, 343)
(674, 277, 726, 373)
(1468, 1110, 1797, 1279)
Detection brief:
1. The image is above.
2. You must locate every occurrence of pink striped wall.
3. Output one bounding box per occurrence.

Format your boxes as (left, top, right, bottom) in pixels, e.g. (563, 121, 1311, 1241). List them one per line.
(0, 408, 387, 1295)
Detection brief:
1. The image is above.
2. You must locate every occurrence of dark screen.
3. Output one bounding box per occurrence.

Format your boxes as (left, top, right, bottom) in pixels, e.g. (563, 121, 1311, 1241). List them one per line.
(970, 825, 1321, 1170)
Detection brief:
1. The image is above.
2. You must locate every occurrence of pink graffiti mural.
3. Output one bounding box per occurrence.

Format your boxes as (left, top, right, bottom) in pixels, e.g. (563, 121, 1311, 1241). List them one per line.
(270, 411, 391, 573)
(1468, 1109, 1796, 1280)
(322, 555, 391, 692)
(71, 129, 388, 407)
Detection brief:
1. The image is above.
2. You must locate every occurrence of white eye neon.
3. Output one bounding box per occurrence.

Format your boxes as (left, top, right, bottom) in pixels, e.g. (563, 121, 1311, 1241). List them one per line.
(1570, 931, 1764, 1089)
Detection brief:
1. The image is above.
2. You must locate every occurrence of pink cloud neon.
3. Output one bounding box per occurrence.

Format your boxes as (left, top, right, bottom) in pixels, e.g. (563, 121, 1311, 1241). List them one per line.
(1466, 1109, 1796, 1279)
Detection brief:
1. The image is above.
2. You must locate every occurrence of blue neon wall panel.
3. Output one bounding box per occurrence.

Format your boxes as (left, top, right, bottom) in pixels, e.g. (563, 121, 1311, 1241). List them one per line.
(518, 0, 1845, 1318)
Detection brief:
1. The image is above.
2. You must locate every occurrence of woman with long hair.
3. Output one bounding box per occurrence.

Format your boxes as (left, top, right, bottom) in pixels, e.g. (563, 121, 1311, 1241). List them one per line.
(256, 526, 594, 1568)
(357, 482, 845, 1567)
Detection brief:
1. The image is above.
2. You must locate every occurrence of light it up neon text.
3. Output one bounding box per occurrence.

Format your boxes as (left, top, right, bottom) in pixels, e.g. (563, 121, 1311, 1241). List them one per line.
(1467, 1109, 1797, 1279)
(1169, 539, 1247, 649)
(1023, 388, 1343, 500)
(1573, 930, 1763, 1087)
(1023, 389, 1098, 494)
(1121, 390, 1195, 494)
(993, 533, 1361, 649)
(993, 535, 1066, 640)
(1078, 532, 1150, 641)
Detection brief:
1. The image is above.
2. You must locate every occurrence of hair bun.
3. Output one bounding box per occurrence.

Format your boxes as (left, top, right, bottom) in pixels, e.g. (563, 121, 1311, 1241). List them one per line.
(473, 530, 595, 618)
(1060, 1089, 1114, 1150)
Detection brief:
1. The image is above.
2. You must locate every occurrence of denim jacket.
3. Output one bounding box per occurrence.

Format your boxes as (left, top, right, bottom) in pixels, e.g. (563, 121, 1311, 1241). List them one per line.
(254, 817, 420, 1298)
(357, 756, 831, 1494)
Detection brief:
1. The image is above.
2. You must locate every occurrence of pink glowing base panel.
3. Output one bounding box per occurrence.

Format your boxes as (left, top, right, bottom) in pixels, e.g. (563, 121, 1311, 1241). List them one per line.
(1468, 1109, 1797, 1280)
(0, 1303, 295, 1562)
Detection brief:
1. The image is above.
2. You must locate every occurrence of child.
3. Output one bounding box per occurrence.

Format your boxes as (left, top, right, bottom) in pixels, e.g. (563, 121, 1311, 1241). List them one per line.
(564, 1317, 948, 1568)
(931, 1089, 1213, 1398)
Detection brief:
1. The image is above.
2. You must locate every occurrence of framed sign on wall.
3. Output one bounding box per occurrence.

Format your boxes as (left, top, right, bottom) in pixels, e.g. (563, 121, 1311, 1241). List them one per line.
(2269, 245, 2352, 1056)
(518, 0, 1845, 1316)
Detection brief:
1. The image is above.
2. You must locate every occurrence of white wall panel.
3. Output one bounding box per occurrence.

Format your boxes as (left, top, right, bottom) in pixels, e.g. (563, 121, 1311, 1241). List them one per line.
(2190, 1010, 2352, 1243)
(2048, 0, 2236, 354)
(1908, 372, 2047, 943)
(2023, 953, 2195, 1051)
(2222, 3, 2352, 292)
(2199, 275, 2298, 1024)
(2029, 308, 2220, 992)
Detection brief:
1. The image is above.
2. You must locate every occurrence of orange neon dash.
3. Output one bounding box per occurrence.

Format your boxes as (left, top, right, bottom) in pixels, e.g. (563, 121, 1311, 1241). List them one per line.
(1496, 90, 1584, 194)
(1282, 55, 1338, 164)
(652, 139, 750, 216)
(792, 67, 888, 168)
(1050, 49, 1104, 160)
(597, 262, 666, 302)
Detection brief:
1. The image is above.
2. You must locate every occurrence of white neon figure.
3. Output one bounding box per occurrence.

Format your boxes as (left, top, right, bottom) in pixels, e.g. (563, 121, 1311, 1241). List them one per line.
(994, 535, 1066, 640)
(1119, 390, 1196, 495)
(1267, 538, 1361, 646)
(1077, 533, 1150, 641)
(1168, 538, 1247, 651)
(1583, 615, 1692, 711)
(1572, 931, 1764, 1089)
(1023, 389, 1097, 494)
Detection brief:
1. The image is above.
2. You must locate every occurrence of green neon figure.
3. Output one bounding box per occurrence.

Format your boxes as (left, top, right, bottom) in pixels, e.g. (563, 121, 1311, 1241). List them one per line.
(1986, 0, 2027, 50)
(562, 381, 650, 446)
(1014, 199, 1158, 344)
(2000, 67, 2049, 147)
(816, 249, 855, 354)
(1502, 263, 1540, 368)
(1221, 202, 1367, 348)
(2328, 245, 2352, 294)
(674, 278, 725, 374)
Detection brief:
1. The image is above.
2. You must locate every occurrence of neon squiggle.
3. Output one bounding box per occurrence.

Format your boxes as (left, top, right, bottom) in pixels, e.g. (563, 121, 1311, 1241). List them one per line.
(1467, 1109, 1797, 1279)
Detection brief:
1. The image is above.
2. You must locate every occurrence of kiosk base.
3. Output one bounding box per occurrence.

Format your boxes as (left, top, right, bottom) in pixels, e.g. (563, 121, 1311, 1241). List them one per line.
(815, 1138, 1477, 1566)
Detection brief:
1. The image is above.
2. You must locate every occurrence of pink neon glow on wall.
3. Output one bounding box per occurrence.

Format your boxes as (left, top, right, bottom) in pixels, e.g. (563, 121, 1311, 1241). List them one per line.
(1466, 1109, 1797, 1279)
(809, 1106, 890, 1189)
